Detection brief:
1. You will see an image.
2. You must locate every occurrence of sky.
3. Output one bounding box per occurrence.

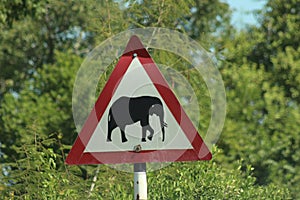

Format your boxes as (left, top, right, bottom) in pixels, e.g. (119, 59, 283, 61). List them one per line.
(225, 0, 267, 29)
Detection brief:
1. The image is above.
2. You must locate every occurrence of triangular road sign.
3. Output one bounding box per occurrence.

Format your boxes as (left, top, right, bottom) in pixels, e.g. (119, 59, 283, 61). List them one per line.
(66, 35, 212, 165)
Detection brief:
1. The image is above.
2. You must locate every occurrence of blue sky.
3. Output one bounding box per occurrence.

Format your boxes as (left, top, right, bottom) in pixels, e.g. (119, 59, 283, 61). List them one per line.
(225, 0, 267, 28)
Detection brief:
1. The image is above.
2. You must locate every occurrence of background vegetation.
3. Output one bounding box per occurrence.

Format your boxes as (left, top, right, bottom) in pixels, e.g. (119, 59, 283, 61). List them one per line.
(0, 0, 299, 199)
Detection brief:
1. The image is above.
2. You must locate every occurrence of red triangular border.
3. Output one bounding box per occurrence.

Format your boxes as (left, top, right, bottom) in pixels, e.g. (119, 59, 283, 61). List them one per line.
(66, 35, 212, 165)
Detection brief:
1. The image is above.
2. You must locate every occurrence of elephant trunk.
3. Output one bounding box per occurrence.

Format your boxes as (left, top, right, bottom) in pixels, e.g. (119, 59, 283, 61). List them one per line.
(162, 123, 165, 142)
(159, 112, 167, 142)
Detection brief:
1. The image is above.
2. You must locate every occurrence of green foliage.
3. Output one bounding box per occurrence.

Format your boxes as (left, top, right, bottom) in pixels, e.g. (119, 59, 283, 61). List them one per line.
(148, 150, 289, 199)
(218, 1, 300, 198)
(0, 0, 42, 27)
(186, 0, 232, 42)
(85, 0, 128, 43)
(0, 126, 85, 199)
(0, 0, 299, 198)
(122, 0, 232, 49)
(0, 52, 82, 161)
(0, 0, 94, 96)
(252, 0, 300, 67)
(1, 141, 289, 199)
(123, 0, 194, 28)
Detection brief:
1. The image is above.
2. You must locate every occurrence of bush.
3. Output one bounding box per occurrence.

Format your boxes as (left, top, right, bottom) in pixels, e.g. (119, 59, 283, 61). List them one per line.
(1, 135, 290, 199)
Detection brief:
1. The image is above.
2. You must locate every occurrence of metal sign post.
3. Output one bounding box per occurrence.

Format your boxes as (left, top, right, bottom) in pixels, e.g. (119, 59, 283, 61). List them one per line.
(134, 163, 147, 200)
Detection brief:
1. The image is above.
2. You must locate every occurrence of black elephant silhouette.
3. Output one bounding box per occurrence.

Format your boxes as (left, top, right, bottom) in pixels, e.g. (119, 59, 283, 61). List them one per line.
(106, 96, 167, 143)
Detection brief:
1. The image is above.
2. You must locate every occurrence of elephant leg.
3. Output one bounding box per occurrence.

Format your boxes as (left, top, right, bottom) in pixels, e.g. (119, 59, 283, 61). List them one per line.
(107, 110, 117, 142)
(107, 132, 112, 142)
(120, 128, 128, 143)
(147, 125, 154, 141)
(161, 126, 165, 142)
(141, 126, 147, 142)
(107, 125, 113, 142)
(141, 125, 154, 141)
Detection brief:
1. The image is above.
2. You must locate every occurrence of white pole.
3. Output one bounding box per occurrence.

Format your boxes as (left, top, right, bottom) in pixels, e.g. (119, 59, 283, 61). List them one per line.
(134, 163, 147, 200)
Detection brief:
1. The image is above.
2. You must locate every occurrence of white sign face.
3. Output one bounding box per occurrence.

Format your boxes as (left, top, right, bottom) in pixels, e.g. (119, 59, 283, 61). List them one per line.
(84, 58, 192, 152)
(66, 35, 212, 166)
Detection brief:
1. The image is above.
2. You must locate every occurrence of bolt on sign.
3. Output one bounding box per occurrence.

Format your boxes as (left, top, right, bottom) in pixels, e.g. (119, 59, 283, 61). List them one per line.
(65, 35, 212, 165)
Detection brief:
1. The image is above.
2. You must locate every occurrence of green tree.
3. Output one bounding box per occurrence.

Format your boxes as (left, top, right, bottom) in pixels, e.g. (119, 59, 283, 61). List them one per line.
(218, 0, 300, 198)
(2, 0, 293, 198)
(0, 0, 42, 27)
(249, 0, 300, 102)
(0, 52, 81, 162)
(0, 0, 95, 97)
(0, 137, 290, 199)
(0, 126, 88, 199)
(123, 0, 232, 49)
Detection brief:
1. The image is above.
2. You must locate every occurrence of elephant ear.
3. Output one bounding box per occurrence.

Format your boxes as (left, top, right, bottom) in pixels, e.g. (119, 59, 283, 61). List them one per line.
(148, 105, 155, 115)
(149, 104, 163, 116)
